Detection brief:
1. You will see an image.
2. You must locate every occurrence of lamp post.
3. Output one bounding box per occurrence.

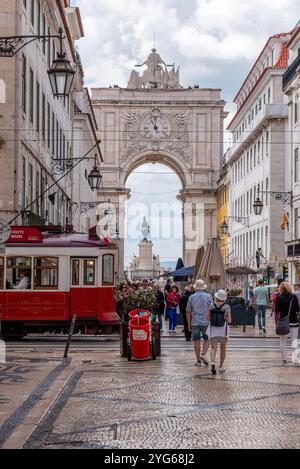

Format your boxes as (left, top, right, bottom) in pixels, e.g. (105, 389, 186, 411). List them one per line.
(0, 27, 74, 99)
(219, 216, 250, 236)
(9, 141, 102, 225)
(253, 189, 293, 216)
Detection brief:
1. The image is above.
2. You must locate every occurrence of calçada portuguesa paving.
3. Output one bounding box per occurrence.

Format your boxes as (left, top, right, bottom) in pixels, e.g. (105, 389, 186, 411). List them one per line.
(0, 332, 299, 450)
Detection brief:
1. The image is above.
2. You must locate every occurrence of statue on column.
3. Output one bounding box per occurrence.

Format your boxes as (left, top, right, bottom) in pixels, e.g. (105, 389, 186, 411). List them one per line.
(141, 216, 150, 241)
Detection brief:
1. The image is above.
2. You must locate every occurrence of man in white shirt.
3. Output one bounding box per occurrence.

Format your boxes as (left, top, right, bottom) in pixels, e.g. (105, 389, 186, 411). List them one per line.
(14, 270, 29, 290)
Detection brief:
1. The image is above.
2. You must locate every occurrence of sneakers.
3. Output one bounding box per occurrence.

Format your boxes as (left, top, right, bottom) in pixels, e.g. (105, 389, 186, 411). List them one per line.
(200, 354, 209, 366)
(283, 360, 288, 366)
(172, 330, 176, 334)
(211, 363, 216, 375)
(168, 330, 172, 334)
(219, 367, 226, 374)
(263, 328, 267, 334)
(194, 360, 202, 367)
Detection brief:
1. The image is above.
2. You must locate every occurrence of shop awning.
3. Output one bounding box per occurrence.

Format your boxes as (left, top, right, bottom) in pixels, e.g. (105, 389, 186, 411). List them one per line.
(226, 266, 257, 275)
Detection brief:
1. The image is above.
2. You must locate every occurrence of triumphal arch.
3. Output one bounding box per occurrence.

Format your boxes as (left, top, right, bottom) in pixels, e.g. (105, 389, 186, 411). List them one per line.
(91, 49, 227, 276)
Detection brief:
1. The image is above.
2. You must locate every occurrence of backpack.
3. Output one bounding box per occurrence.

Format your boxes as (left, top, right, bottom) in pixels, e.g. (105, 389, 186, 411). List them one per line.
(210, 303, 226, 327)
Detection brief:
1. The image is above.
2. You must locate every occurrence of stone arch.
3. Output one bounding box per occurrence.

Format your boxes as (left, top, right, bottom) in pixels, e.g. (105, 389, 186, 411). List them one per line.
(119, 150, 192, 189)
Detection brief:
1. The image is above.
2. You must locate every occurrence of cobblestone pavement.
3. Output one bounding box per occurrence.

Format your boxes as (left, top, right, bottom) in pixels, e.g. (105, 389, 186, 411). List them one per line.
(0, 337, 299, 449)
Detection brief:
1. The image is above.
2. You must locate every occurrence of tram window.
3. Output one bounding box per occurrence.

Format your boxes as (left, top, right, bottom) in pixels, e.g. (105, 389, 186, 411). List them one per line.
(102, 254, 114, 286)
(83, 260, 95, 286)
(0, 258, 4, 290)
(72, 259, 80, 286)
(34, 257, 58, 289)
(6, 257, 32, 290)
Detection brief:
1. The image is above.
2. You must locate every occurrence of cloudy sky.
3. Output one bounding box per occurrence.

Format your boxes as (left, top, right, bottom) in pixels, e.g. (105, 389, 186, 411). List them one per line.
(73, 0, 299, 267)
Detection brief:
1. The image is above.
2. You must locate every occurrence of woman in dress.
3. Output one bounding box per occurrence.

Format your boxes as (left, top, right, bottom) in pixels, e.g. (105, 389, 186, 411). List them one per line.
(207, 290, 231, 375)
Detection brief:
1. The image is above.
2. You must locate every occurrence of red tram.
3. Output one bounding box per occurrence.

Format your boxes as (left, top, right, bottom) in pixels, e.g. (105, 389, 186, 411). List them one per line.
(0, 226, 120, 338)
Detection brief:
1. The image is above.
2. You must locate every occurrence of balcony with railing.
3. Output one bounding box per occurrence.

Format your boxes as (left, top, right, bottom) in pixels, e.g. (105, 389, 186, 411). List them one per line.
(283, 53, 300, 91)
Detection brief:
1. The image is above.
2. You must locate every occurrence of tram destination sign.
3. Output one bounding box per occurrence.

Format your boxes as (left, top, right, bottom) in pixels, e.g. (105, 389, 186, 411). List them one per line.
(7, 227, 43, 243)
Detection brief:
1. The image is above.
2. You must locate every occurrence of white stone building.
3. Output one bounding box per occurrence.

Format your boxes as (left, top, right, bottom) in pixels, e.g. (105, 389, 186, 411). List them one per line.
(226, 31, 293, 279)
(0, 0, 97, 231)
(283, 27, 300, 283)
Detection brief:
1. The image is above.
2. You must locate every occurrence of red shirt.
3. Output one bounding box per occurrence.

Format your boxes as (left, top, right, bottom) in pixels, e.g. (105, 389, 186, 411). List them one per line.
(167, 292, 181, 309)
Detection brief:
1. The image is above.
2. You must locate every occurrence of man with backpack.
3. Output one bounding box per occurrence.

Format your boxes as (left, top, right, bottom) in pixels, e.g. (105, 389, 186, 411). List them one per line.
(207, 290, 232, 376)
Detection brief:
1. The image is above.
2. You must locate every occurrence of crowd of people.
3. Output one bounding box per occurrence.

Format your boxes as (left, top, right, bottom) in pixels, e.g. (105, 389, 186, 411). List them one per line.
(117, 277, 300, 374)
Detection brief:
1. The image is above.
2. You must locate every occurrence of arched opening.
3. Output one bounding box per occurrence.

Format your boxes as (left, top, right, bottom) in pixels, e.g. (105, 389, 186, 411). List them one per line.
(124, 162, 183, 279)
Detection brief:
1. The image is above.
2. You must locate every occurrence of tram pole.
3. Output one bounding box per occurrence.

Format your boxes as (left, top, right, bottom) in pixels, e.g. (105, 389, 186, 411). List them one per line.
(63, 314, 77, 360)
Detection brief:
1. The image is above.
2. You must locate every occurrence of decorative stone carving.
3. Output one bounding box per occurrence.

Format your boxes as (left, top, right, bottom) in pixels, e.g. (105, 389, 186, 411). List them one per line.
(128, 48, 181, 90)
(121, 107, 192, 162)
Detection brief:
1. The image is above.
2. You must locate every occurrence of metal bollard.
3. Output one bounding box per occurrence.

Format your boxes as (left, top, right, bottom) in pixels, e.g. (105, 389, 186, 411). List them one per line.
(63, 314, 77, 359)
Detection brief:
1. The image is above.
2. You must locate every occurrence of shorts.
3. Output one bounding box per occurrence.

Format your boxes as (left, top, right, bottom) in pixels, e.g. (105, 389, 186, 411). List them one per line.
(192, 325, 209, 342)
(211, 336, 227, 345)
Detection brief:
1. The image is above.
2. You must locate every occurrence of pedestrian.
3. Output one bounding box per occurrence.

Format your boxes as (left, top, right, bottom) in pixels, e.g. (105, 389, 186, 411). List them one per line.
(207, 290, 231, 375)
(166, 286, 181, 333)
(248, 286, 254, 306)
(153, 283, 165, 331)
(179, 285, 193, 341)
(186, 279, 213, 367)
(293, 284, 300, 306)
(271, 287, 279, 317)
(275, 282, 300, 365)
(254, 279, 269, 335)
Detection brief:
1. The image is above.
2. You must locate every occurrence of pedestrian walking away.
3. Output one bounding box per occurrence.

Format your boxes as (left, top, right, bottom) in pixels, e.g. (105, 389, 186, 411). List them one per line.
(179, 285, 193, 341)
(153, 283, 165, 331)
(254, 279, 269, 335)
(166, 286, 181, 333)
(186, 279, 213, 367)
(207, 290, 232, 375)
(275, 282, 300, 366)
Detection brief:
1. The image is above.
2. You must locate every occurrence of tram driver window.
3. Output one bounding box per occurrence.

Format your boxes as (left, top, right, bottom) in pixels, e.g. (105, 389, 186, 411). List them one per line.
(0, 258, 4, 290)
(83, 260, 95, 286)
(6, 257, 32, 290)
(102, 254, 114, 286)
(34, 258, 58, 289)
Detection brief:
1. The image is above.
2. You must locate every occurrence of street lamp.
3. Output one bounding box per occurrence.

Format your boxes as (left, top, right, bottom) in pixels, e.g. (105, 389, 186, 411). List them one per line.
(87, 163, 102, 191)
(219, 216, 250, 237)
(220, 219, 229, 236)
(253, 194, 264, 216)
(0, 27, 74, 99)
(47, 28, 75, 98)
(253, 189, 293, 216)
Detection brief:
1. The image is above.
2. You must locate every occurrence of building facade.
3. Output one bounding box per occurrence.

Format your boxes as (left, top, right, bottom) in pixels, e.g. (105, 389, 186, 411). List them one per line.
(216, 161, 230, 264)
(226, 31, 293, 279)
(0, 0, 97, 231)
(283, 27, 300, 283)
(91, 49, 228, 277)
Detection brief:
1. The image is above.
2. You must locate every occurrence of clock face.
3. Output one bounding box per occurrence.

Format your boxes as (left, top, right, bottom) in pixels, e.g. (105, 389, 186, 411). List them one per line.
(143, 115, 170, 139)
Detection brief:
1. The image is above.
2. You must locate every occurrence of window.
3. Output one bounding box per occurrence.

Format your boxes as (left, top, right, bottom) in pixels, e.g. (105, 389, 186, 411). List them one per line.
(42, 92, 45, 141)
(253, 145, 256, 167)
(51, 111, 55, 155)
(36, 170, 40, 215)
(41, 175, 45, 218)
(266, 178, 269, 205)
(0, 257, 4, 290)
(29, 68, 34, 123)
(295, 101, 298, 125)
(72, 259, 80, 286)
(30, 0, 35, 27)
(56, 120, 59, 158)
(295, 148, 299, 183)
(6, 257, 32, 290)
(246, 152, 249, 173)
(34, 258, 58, 289)
(47, 102, 50, 148)
(42, 14, 46, 55)
(21, 157, 26, 210)
(267, 87, 271, 103)
(257, 140, 260, 163)
(37, 0, 41, 35)
(36, 81, 40, 133)
(266, 131, 269, 156)
(23, 0, 27, 8)
(295, 208, 299, 240)
(47, 27, 51, 67)
(28, 163, 33, 205)
(250, 189, 253, 214)
(84, 260, 96, 286)
(265, 226, 268, 258)
(22, 54, 26, 114)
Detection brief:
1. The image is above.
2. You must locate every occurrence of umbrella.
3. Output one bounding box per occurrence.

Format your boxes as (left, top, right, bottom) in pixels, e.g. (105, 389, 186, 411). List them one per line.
(198, 238, 227, 293)
(194, 246, 205, 280)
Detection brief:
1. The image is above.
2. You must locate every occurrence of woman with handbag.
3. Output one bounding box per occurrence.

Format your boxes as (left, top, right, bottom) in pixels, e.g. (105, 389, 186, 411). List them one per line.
(275, 282, 300, 365)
